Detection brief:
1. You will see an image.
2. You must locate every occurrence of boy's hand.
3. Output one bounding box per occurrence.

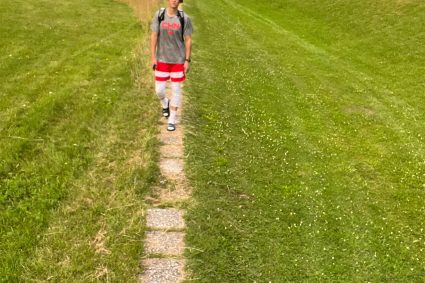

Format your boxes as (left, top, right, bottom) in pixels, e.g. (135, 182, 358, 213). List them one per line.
(151, 58, 157, 70)
(184, 61, 190, 74)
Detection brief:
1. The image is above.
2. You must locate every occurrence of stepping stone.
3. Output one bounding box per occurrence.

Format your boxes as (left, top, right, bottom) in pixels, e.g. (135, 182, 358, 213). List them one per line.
(146, 208, 185, 230)
(160, 145, 183, 159)
(158, 127, 184, 145)
(159, 134, 183, 146)
(160, 159, 184, 177)
(141, 259, 185, 283)
(145, 231, 185, 256)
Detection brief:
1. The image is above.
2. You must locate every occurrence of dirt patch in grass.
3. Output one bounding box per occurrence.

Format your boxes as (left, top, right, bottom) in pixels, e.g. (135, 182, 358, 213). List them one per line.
(118, 0, 160, 22)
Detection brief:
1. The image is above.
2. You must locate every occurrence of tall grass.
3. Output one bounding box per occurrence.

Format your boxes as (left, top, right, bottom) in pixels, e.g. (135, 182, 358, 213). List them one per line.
(0, 0, 160, 281)
(122, 0, 161, 22)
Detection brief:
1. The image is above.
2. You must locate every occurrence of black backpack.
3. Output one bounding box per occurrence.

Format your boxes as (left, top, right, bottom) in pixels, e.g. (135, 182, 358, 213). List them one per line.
(158, 8, 185, 42)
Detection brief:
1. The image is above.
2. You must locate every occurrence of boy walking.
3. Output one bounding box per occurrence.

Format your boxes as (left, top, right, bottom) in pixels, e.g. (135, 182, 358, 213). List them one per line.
(151, 0, 193, 131)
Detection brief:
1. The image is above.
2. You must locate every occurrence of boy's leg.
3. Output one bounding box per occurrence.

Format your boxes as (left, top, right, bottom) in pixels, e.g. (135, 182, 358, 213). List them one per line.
(168, 82, 181, 125)
(155, 62, 172, 117)
(155, 81, 168, 108)
(167, 63, 185, 130)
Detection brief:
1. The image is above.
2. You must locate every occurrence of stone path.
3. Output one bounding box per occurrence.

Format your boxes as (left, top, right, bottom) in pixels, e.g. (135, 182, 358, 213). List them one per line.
(140, 90, 190, 283)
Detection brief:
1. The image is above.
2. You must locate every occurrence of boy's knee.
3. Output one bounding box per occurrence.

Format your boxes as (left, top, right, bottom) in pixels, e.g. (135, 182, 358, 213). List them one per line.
(155, 81, 166, 99)
(170, 82, 181, 107)
(171, 82, 181, 93)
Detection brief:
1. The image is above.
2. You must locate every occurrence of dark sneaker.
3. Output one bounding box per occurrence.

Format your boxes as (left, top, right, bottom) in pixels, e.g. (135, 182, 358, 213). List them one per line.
(167, 123, 176, 131)
(162, 100, 170, 118)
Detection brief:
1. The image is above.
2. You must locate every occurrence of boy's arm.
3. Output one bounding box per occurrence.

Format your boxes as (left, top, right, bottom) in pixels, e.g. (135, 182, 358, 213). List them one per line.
(151, 32, 158, 67)
(184, 35, 192, 73)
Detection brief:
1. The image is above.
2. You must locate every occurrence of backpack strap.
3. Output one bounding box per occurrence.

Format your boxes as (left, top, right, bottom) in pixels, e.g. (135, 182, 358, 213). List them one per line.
(157, 8, 166, 29)
(177, 10, 185, 42)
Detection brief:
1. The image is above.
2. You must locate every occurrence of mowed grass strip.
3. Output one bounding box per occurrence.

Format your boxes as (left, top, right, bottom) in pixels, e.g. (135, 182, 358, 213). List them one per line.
(1, 0, 158, 281)
(184, 0, 425, 281)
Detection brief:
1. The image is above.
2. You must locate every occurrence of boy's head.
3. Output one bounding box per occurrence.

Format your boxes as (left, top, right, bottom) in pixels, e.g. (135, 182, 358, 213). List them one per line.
(168, 0, 179, 8)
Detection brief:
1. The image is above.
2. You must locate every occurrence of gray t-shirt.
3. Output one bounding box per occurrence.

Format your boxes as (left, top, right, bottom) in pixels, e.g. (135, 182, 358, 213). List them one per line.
(151, 9, 193, 64)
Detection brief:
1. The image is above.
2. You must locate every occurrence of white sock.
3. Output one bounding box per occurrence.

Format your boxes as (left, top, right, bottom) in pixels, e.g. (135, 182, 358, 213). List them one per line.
(168, 110, 177, 124)
(161, 97, 169, 109)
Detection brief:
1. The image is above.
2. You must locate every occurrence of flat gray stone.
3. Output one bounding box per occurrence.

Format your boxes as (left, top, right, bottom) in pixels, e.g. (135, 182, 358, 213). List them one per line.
(158, 126, 184, 145)
(146, 208, 185, 230)
(141, 259, 185, 283)
(160, 159, 183, 177)
(145, 231, 185, 256)
(159, 135, 183, 145)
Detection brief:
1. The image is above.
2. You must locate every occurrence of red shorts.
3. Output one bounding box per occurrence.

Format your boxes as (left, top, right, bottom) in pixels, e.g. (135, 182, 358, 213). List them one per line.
(155, 61, 185, 82)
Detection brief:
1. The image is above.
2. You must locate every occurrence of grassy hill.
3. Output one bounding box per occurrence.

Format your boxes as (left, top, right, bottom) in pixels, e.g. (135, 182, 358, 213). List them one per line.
(2, 0, 424, 281)
(184, 0, 425, 281)
(0, 0, 157, 281)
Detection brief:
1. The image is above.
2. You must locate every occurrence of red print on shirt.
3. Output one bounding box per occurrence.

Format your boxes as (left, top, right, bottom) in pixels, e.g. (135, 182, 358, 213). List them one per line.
(161, 22, 181, 35)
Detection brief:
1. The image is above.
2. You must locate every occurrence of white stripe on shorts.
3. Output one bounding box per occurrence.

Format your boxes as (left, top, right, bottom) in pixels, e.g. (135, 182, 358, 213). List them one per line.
(170, 71, 184, 78)
(155, 70, 170, 78)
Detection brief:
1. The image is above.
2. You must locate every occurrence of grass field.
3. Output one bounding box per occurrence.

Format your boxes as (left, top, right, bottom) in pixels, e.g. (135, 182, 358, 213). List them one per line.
(184, 0, 425, 281)
(0, 0, 158, 281)
(2, 0, 425, 281)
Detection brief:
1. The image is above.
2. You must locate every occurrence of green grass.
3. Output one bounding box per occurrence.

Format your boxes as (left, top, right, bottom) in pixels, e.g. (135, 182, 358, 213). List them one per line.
(0, 0, 158, 281)
(184, 0, 425, 281)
